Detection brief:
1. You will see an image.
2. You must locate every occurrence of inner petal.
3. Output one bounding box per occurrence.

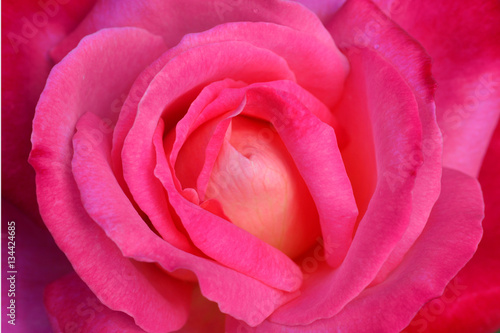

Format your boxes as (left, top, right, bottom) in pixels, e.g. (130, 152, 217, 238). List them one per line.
(205, 116, 321, 258)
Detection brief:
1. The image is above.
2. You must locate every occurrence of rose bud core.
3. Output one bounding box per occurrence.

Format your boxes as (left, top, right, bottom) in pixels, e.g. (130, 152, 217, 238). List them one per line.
(175, 115, 321, 258)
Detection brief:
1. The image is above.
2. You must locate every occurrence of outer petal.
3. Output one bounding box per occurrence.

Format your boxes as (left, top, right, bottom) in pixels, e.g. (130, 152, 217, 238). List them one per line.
(374, 0, 500, 177)
(405, 121, 500, 333)
(327, 0, 442, 285)
(51, 0, 335, 63)
(29, 28, 192, 332)
(45, 273, 146, 333)
(72, 113, 193, 332)
(1, 200, 73, 333)
(227, 168, 484, 332)
(268, 47, 423, 325)
(1, 0, 96, 220)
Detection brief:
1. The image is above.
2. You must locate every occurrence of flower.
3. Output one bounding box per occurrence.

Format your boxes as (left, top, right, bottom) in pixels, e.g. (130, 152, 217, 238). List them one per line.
(2, 0, 499, 332)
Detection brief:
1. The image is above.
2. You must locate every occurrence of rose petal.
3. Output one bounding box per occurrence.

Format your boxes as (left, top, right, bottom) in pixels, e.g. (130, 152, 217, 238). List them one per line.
(51, 0, 334, 62)
(327, 0, 442, 285)
(72, 112, 194, 332)
(375, 0, 500, 177)
(154, 118, 304, 292)
(269, 48, 423, 325)
(29, 28, 196, 333)
(44, 273, 146, 333)
(120, 40, 296, 264)
(405, 121, 500, 333)
(70, 111, 298, 327)
(227, 168, 484, 332)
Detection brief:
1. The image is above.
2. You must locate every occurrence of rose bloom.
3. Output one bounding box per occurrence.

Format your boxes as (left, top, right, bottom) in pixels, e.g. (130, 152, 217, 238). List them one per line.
(2, 0, 500, 332)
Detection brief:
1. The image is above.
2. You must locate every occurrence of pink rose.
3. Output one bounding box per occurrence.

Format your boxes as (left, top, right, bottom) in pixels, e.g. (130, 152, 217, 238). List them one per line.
(2, 0, 499, 332)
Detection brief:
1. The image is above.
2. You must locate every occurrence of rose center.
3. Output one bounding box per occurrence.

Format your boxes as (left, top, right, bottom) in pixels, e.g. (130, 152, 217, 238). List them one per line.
(205, 116, 321, 258)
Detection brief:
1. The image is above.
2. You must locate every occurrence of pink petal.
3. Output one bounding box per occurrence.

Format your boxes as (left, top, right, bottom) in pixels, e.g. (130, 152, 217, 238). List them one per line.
(2, 0, 96, 220)
(44, 273, 146, 333)
(375, 0, 500, 177)
(113, 20, 348, 240)
(29, 28, 196, 332)
(1, 200, 72, 333)
(172, 22, 348, 108)
(51, 0, 334, 62)
(154, 118, 304, 292)
(405, 121, 500, 333)
(227, 168, 484, 332)
(120, 40, 296, 270)
(328, 0, 442, 285)
(69, 111, 299, 327)
(240, 87, 358, 267)
(269, 48, 423, 325)
(72, 112, 193, 332)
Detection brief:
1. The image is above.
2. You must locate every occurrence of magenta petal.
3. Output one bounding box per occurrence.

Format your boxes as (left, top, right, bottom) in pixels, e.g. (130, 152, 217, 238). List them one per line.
(121, 41, 296, 258)
(45, 273, 146, 333)
(72, 112, 193, 332)
(241, 87, 358, 267)
(406, 121, 500, 333)
(51, 0, 334, 61)
(227, 168, 483, 332)
(269, 48, 423, 325)
(154, 118, 303, 292)
(29, 28, 195, 332)
(69, 115, 296, 327)
(328, 0, 442, 285)
(376, 0, 500, 177)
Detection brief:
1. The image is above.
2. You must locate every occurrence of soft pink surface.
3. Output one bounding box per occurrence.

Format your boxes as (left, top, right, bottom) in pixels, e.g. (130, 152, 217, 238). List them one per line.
(268, 46, 423, 325)
(17, 0, 499, 331)
(297, 0, 500, 177)
(50, 0, 335, 62)
(375, 0, 500, 178)
(227, 168, 484, 332)
(328, 0, 442, 285)
(405, 122, 500, 333)
(71, 112, 299, 327)
(29, 28, 194, 332)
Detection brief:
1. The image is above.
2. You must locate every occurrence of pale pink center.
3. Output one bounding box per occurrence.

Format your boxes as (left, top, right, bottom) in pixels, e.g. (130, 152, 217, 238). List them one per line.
(205, 116, 321, 258)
